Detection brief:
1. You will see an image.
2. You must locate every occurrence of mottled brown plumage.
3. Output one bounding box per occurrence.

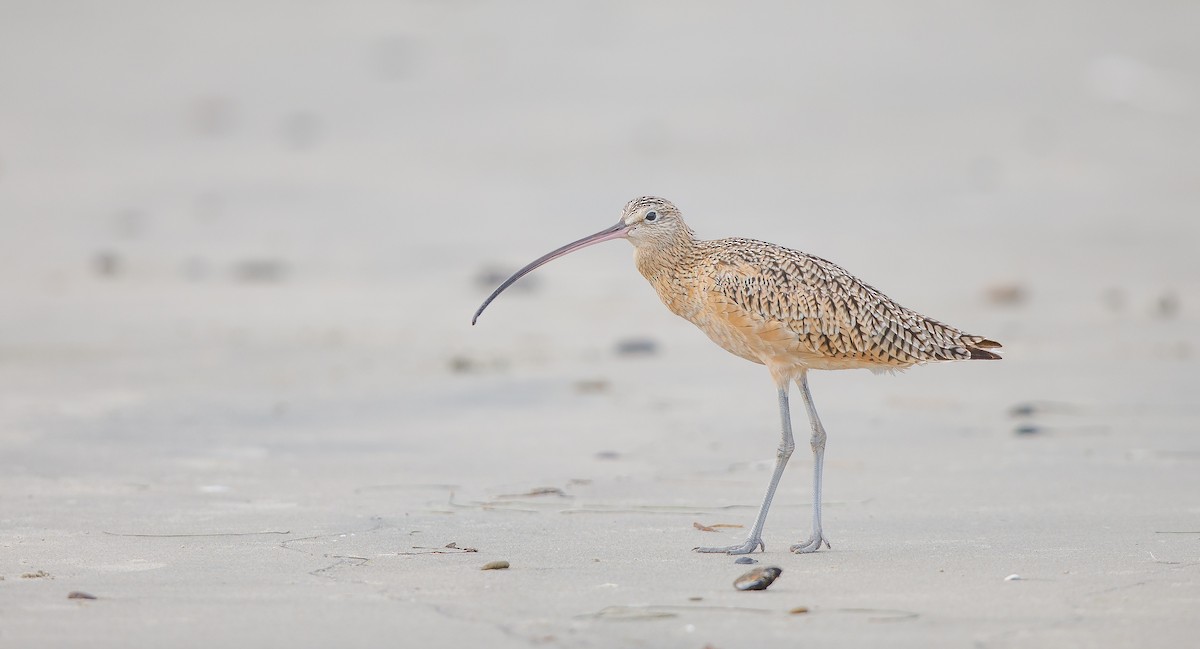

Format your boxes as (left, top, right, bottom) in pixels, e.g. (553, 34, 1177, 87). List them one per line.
(473, 196, 1000, 555)
(623, 196, 1000, 382)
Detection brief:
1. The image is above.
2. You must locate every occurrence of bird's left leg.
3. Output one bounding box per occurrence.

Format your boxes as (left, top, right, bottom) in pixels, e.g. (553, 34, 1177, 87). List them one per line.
(791, 372, 832, 553)
(694, 384, 795, 555)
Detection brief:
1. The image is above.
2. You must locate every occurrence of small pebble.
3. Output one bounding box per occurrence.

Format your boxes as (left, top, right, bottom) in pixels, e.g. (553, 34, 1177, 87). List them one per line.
(232, 258, 288, 283)
(734, 566, 782, 591)
(984, 283, 1027, 306)
(448, 356, 478, 374)
(615, 338, 658, 357)
(481, 560, 510, 570)
(92, 251, 122, 278)
(1156, 292, 1180, 319)
(788, 606, 809, 615)
(1009, 403, 1036, 417)
(1014, 424, 1042, 436)
(734, 557, 758, 565)
(1004, 574, 1022, 581)
(67, 591, 97, 600)
(574, 379, 610, 394)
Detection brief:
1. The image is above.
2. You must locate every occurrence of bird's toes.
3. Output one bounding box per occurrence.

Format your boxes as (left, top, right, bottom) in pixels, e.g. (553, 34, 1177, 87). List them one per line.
(789, 535, 831, 554)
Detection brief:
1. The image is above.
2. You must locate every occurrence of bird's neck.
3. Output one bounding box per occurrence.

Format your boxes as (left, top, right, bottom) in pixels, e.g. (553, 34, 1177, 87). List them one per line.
(633, 230, 698, 284)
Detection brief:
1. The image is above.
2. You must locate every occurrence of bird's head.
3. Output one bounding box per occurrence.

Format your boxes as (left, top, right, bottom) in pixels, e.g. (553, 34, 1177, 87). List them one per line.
(471, 196, 692, 324)
(620, 196, 692, 251)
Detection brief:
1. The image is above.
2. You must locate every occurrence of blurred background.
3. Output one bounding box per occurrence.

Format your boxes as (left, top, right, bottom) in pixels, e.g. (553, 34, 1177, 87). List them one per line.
(3, 1, 1197, 426)
(2, 2, 1198, 645)
(2, 0, 1198, 490)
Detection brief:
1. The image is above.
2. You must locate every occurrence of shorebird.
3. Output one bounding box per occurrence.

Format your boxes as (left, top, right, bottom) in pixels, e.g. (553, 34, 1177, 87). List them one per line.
(472, 197, 1001, 554)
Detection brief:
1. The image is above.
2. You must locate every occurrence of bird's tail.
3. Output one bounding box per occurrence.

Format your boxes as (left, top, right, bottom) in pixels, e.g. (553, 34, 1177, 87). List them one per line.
(964, 336, 1003, 360)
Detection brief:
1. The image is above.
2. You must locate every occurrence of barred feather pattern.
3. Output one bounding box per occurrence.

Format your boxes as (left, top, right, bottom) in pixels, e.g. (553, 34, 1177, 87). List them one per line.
(628, 204, 1000, 376)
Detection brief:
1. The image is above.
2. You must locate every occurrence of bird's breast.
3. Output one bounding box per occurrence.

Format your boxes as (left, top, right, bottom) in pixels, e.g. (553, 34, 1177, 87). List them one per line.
(636, 262, 770, 365)
(640, 267, 704, 320)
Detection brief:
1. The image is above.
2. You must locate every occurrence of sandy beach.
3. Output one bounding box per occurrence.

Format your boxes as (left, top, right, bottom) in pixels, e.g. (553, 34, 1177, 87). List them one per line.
(2, 2, 1198, 647)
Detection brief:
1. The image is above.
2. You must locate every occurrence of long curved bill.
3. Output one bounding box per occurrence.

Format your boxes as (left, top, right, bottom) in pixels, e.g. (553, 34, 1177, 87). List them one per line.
(472, 220, 630, 325)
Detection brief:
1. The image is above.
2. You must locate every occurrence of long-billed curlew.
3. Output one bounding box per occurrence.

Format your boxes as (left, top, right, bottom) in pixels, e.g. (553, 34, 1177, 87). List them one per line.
(472, 197, 1001, 554)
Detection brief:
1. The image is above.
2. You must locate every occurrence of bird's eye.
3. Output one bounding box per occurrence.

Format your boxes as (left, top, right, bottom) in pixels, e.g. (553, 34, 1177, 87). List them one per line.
(645, 211, 659, 222)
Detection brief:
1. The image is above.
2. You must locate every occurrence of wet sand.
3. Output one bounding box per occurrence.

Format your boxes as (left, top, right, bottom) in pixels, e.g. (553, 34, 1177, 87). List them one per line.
(2, 3, 1198, 647)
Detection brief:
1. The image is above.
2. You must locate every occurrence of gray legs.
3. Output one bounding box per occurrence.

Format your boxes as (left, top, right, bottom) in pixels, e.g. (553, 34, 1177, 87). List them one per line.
(694, 385, 795, 555)
(790, 371, 832, 553)
(692, 371, 832, 555)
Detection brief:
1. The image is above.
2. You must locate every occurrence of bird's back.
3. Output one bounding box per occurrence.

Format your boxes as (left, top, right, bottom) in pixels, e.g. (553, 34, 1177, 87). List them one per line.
(642, 237, 1000, 372)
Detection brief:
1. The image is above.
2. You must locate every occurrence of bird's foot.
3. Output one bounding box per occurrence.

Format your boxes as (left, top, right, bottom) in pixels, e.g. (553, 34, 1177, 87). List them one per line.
(789, 533, 831, 554)
(693, 537, 765, 555)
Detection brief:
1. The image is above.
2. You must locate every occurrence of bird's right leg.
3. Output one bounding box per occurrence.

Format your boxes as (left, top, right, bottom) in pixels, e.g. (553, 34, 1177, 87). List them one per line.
(694, 384, 795, 555)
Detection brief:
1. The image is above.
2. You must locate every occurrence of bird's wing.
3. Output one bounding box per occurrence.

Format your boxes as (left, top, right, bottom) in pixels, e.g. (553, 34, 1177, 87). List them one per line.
(705, 240, 989, 366)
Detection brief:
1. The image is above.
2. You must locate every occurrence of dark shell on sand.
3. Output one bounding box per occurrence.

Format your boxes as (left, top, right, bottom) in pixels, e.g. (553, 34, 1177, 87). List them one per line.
(734, 566, 782, 591)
